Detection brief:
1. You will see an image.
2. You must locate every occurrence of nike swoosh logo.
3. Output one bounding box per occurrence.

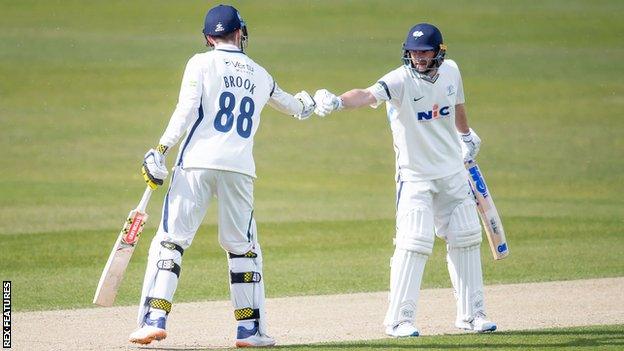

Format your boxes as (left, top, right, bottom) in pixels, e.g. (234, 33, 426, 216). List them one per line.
(413, 96, 424, 102)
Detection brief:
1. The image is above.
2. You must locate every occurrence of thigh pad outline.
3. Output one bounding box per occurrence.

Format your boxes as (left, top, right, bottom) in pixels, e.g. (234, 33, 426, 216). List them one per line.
(395, 207, 435, 255)
(446, 199, 482, 248)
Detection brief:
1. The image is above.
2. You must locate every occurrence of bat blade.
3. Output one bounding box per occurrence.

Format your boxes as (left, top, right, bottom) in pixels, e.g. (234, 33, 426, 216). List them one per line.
(93, 209, 148, 307)
(465, 160, 509, 260)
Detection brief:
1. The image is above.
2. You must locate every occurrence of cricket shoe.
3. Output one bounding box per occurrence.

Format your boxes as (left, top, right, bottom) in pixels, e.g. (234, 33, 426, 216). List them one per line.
(235, 321, 276, 347)
(456, 313, 497, 332)
(129, 315, 167, 345)
(385, 321, 420, 337)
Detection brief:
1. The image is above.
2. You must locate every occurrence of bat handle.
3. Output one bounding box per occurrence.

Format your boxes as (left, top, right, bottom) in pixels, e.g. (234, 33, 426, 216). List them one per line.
(136, 186, 153, 212)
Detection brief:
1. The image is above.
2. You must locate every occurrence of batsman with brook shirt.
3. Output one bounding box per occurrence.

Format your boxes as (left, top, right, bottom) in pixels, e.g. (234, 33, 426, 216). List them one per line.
(132, 4, 317, 347)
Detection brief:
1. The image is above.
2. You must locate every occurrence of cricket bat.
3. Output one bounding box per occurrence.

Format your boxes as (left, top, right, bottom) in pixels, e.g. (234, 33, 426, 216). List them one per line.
(465, 160, 509, 260)
(93, 186, 153, 306)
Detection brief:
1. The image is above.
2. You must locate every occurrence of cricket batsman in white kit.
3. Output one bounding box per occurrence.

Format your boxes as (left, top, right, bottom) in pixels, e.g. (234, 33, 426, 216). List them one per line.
(314, 23, 496, 337)
(130, 4, 316, 347)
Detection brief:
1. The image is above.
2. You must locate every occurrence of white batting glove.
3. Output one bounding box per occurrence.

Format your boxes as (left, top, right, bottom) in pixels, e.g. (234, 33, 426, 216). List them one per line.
(313, 89, 343, 117)
(142, 147, 168, 189)
(459, 128, 481, 162)
(293, 91, 316, 120)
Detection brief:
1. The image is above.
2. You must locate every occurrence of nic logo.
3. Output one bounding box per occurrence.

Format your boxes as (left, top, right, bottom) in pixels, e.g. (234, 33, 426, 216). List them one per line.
(417, 104, 450, 121)
(468, 164, 489, 198)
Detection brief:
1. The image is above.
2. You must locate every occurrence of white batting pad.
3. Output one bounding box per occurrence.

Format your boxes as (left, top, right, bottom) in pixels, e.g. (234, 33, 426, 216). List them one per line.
(383, 248, 428, 328)
(228, 245, 268, 335)
(137, 237, 183, 324)
(395, 207, 435, 255)
(446, 244, 486, 324)
(446, 199, 482, 248)
(151, 244, 182, 301)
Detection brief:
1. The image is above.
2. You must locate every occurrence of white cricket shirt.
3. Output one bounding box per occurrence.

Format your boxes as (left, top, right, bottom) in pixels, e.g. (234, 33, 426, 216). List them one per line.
(368, 59, 466, 181)
(159, 44, 302, 178)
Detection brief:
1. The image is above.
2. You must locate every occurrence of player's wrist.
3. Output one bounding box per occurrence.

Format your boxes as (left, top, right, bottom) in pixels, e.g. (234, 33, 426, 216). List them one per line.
(156, 144, 170, 156)
(334, 96, 344, 111)
(459, 128, 473, 142)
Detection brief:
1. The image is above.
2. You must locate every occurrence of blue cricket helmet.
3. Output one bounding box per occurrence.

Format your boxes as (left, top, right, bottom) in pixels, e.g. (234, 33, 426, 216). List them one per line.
(402, 23, 447, 77)
(202, 4, 248, 49)
(403, 23, 443, 51)
(203, 5, 245, 36)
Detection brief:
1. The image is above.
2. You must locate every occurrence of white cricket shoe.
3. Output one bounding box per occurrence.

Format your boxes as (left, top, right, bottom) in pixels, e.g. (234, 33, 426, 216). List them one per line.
(456, 313, 497, 332)
(129, 315, 167, 345)
(385, 321, 420, 337)
(235, 321, 276, 348)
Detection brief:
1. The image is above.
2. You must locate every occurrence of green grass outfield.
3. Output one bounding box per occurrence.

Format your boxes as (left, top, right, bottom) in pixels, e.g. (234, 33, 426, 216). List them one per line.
(1, 0, 623, 341)
(3, 217, 623, 311)
(265, 325, 624, 351)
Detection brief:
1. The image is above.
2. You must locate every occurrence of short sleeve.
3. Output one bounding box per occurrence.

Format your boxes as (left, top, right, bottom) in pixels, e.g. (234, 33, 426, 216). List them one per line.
(269, 76, 276, 97)
(444, 60, 465, 105)
(366, 68, 404, 108)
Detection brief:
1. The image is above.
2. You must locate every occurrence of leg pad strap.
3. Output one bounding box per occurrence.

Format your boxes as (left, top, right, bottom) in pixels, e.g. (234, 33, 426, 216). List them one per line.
(234, 307, 260, 320)
(147, 297, 172, 314)
(230, 271, 261, 284)
(229, 251, 257, 258)
(161, 241, 185, 256)
(157, 259, 181, 278)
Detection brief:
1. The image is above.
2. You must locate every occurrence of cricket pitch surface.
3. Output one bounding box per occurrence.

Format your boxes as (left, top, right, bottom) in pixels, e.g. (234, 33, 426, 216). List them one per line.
(12, 277, 624, 350)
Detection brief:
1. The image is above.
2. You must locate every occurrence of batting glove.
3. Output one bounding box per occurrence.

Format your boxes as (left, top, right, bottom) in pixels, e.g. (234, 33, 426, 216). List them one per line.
(459, 128, 481, 162)
(293, 90, 316, 120)
(142, 146, 169, 189)
(313, 89, 343, 117)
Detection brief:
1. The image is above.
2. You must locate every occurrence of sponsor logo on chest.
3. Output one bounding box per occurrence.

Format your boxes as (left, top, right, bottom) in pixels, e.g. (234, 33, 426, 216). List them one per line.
(416, 104, 450, 121)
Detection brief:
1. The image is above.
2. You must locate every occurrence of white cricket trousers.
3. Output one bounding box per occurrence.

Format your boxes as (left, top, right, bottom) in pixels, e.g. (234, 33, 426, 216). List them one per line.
(156, 166, 258, 254)
(395, 169, 480, 250)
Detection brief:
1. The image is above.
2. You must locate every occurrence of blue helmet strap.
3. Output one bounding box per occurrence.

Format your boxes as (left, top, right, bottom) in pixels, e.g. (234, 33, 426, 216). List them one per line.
(239, 22, 248, 52)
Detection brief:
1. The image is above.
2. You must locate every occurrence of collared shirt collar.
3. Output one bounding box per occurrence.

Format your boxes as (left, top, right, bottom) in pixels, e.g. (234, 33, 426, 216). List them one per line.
(215, 43, 242, 53)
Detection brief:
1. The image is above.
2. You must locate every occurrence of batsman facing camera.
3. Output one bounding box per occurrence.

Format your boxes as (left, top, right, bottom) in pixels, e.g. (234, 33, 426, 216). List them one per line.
(312, 22, 498, 337)
(402, 23, 447, 78)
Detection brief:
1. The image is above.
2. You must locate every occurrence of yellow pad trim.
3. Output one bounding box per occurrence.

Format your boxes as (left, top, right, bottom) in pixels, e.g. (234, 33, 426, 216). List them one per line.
(148, 297, 172, 313)
(156, 144, 169, 155)
(234, 307, 259, 320)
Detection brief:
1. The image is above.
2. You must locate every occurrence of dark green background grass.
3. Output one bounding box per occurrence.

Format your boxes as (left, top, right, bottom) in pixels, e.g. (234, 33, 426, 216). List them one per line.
(1, 0, 623, 319)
